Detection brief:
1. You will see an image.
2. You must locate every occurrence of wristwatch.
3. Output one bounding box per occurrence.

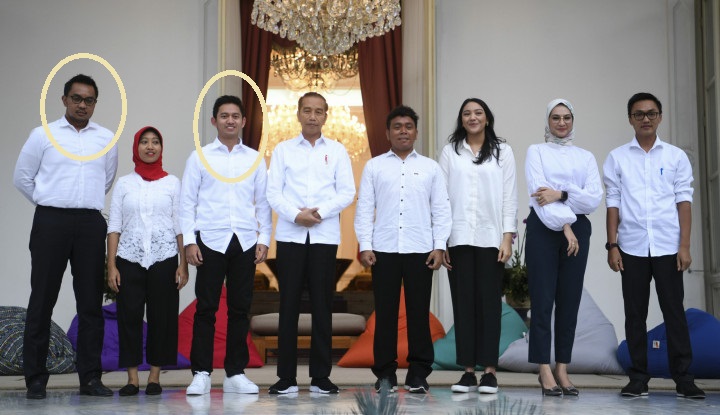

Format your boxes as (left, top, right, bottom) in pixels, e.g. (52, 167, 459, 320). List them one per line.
(559, 191, 568, 202)
(605, 242, 619, 251)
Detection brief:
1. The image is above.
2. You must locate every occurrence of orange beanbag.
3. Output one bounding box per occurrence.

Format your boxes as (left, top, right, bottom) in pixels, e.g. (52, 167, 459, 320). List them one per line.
(178, 285, 263, 368)
(338, 287, 445, 367)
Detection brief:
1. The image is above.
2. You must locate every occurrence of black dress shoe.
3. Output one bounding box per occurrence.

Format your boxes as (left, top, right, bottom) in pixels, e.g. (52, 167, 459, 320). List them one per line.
(119, 383, 140, 396)
(560, 385, 580, 396)
(80, 378, 113, 396)
(538, 375, 562, 397)
(145, 382, 163, 395)
(26, 382, 47, 399)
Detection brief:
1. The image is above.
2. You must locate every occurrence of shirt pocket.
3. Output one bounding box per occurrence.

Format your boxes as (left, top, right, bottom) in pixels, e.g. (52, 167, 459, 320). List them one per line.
(657, 167, 676, 193)
(408, 171, 432, 196)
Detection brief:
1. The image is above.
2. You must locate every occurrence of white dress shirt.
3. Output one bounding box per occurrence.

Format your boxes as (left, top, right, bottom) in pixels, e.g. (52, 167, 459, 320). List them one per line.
(525, 143, 603, 231)
(355, 150, 452, 253)
(13, 117, 118, 210)
(603, 136, 693, 257)
(266, 134, 356, 245)
(439, 141, 518, 248)
(180, 138, 272, 253)
(108, 173, 181, 269)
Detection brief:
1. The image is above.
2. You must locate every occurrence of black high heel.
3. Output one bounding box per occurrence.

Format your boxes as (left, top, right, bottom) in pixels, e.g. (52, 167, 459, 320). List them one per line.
(553, 371, 579, 396)
(538, 375, 562, 397)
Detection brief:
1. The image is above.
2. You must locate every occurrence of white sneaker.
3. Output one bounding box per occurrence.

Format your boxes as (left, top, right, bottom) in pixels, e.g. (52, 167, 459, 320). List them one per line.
(187, 371, 211, 395)
(223, 374, 259, 394)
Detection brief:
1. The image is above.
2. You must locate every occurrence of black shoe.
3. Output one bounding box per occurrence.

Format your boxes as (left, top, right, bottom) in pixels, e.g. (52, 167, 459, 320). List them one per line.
(145, 382, 163, 395)
(478, 372, 498, 394)
(268, 378, 298, 394)
(538, 375, 562, 397)
(405, 377, 429, 394)
(26, 382, 46, 400)
(118, 383, 139, 396)
(310, 377, 339, 394)
(374, 376, 398, 393)
(676, 381, 705, 399)
(450, 372, 477, 393)
(80, 378, 113, 397)
(620, 380, 648, 397)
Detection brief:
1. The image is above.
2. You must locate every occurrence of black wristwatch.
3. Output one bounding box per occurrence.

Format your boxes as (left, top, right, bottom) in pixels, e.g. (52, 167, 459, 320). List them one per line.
(559, 191, 568, 202)
(605, 242, 619, 251)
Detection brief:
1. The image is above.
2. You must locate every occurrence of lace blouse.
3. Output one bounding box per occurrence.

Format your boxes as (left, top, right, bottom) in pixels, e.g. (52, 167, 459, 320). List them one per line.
(108, 172, 181, 269)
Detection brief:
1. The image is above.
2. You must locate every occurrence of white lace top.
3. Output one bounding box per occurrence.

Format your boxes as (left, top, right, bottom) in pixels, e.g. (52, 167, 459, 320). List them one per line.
(108, 172, 181, 269)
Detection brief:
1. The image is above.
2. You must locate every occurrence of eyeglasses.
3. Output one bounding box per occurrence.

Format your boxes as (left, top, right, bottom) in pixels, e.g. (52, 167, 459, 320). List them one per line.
(631, 111, 660, 121)
(67, 95, 97, 106)
(550, 115, 573, 123)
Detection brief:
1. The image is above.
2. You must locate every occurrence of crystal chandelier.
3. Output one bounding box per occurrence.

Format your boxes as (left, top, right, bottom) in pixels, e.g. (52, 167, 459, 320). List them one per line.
(251, 0, 402, 56)
(271, 43, 359, 92)
(265, 104, 368, 160)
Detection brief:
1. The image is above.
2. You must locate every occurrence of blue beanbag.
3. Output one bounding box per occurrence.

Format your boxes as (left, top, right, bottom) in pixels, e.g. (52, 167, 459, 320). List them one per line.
(616, 308, 720, 379)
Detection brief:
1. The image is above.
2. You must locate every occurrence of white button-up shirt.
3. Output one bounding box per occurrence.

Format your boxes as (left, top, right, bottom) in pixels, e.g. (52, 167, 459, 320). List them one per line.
(180, 138, 272, 254)
(13, 117, 118, 210)
(355, 150, 452, 253)
(266, 135, 356, 245)
(525, 143, 603, 231)
(439, 141, 517, 248)
(603, 136, 693, 257)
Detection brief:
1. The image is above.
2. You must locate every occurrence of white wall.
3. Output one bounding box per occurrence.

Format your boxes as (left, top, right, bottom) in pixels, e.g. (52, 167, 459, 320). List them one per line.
(435, 0, 704, 341)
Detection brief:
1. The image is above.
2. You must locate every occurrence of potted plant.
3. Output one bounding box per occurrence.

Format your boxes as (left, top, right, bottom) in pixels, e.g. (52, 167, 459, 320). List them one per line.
(503, 219, 529, 310)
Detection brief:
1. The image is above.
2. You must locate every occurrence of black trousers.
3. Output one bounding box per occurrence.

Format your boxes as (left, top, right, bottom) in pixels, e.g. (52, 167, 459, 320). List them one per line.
(448, 245, 503, 368)
(24, 206, 106, 387)
(526, 209, 591, 364)
(275, 238, 337, 379)
(190, 234, 255, 377)
(115, 255, 179, 368)
(620, 250, 693, 383)
(371, 252, 434, 381)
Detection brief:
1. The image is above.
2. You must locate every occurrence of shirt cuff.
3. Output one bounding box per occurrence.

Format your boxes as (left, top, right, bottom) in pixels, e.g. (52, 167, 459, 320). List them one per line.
(433, 240, 447, 251)
(183, 232, 197, 246)
(359, 241, 373, 252)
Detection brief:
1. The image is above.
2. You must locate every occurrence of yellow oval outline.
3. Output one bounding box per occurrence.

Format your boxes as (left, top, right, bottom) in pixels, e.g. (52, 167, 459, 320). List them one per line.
(193, 70, 268, 183)
(40, 53, 127, 162)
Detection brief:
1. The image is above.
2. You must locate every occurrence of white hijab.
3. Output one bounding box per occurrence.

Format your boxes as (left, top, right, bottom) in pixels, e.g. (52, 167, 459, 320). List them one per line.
(544, 98, 575, 146)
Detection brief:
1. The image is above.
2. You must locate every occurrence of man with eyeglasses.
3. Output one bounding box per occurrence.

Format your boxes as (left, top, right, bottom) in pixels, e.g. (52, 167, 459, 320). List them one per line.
(13, 74, 118, 399)
(603, 92, 704, 399)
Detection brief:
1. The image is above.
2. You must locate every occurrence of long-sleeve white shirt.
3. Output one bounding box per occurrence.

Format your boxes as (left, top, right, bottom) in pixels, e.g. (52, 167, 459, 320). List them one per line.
(266, 135, 356, 245)
(13, 117, 118, 210)
(180, 138, 272, 253)
(603, 136, 693, 257)
(108, 173, 181, 269)
(355, 150, 452, 253)
(439, 141, 517, 248)
(525, 142, 603, 231)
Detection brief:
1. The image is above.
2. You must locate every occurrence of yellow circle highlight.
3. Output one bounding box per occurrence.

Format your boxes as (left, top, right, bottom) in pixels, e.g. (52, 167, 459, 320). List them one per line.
(40, 53, 127, 162)
(193, 70, 269, 183)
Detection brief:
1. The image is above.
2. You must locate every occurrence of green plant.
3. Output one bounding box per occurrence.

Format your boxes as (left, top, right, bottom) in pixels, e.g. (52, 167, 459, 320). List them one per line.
(503, 220, 529, 304)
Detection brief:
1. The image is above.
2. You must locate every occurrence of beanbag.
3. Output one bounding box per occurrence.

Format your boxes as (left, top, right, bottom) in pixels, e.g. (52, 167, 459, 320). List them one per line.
(0, 306, 75, 375)
(338, 287, 446, 367)
(498, 288, 624, 374)
(177, 285, 263, 368)
(616, 308, 720, 379)
(432, 302, 527, 370)
(67, 303, 191, 371)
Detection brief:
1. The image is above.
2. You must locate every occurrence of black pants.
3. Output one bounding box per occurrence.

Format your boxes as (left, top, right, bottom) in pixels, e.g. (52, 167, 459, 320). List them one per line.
(448, 245, 503, 368)
(24, 206, 107, 387)
(526, 209, 590, 364)
(275, 238, 337, 379)
(116, 255, 179, 368)
(371, 252, 434, 381)
(620, 250, 693, 383)
(190, 234, 255, 377)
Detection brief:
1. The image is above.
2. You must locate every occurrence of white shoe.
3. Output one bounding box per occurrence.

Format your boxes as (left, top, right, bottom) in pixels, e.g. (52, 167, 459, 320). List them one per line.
(223, 374, 259, 394)
(187, 371, 211, 395)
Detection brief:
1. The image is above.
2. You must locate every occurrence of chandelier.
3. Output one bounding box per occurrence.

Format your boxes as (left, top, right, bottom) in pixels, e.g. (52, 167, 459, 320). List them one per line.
(251, 0, 402, 56)
(265, 104, 368, 161)
(271, 43, 359, 92)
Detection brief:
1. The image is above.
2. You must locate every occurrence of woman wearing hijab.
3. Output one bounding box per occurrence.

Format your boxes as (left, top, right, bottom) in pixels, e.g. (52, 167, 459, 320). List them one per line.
(439, 98, 517, 394)
(107, 126, 188, 396)
(525, 99, 602, 396)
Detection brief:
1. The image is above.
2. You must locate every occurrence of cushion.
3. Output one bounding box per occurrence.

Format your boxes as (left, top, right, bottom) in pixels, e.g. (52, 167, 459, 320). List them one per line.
(177, 285, 263, 368)
(338, 287, 446, 368)
(0, 306, 75, 375)
(250, 313, 366, 336)
(67, 303, 191, 371)
(498, 288, 624, 374)
(432, 302, 527, 370)
(616, 308, 720, 379)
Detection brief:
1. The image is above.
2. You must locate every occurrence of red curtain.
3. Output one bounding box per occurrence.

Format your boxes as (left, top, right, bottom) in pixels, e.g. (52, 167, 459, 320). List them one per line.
(358, 28, 402, 157)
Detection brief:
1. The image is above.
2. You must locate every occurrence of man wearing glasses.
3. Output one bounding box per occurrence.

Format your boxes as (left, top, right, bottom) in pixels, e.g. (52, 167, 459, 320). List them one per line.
(13, 74, 118, 399)
(603, 92, 704, 399)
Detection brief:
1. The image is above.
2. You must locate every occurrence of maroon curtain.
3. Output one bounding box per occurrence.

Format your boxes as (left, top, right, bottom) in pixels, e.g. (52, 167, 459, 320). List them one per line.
(358, 28, 402, 157)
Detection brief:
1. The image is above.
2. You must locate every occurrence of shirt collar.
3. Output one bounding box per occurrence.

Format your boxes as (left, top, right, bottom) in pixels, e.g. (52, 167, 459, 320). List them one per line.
(629, 135, 664, 151)
(209, 137, 246, 153)
(384, 149, 418, 159)
(296, 133, 328, 147)
(59, 116, 97, 132)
